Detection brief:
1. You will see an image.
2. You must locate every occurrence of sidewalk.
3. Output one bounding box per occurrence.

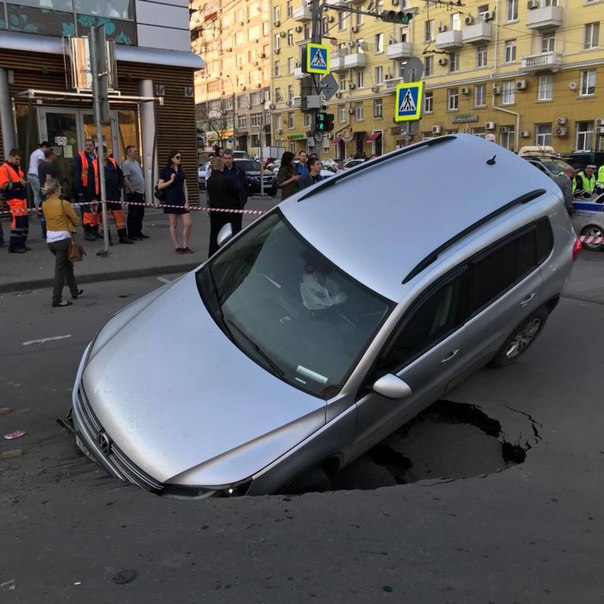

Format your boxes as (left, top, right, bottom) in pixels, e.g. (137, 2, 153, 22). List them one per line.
(0, 194, 278, 294)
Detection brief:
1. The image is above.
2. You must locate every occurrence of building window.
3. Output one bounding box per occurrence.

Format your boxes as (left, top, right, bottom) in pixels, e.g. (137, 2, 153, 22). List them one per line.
(584, 23, 600, 49)
(374, 98, 383, 118)
(424, 91, 433, 113)
(275, 87, 282, 102)
(374, 66, 383, 84)
(449, 51, 459, 73)
(576, 121, 594, 151)
(287, 112, 294, 129)
(499, 130, 515, 151)
(502, 80, 515, 105)
(580, 69, 596, 96)
(425, 19, 433, 42)
(540, 31, 556, 53)
(287, 84, 294, 102)
(474, 84, 486, 107)
(338, 104, 346, 123)
(274, 34, 280, 52)
(338, 12, 346, 31)
(375, 33, 384, 53)
(274, 61, 280, 77)
(504, 40, 516, 63)
(355, 102, 364, 121)
(304, 113, 312, 128)
(287, 29, 294, 45)
(535, 124, 552, 147)
(250, 113, 263, 128)
(273, 6, 280, 24)
(237, 115, 247, 129)
(356, 71, 364, 88)
(451, 12, 462, 30)
(506, 0, 518, 21)
(339, 76, 347, 91)
(537, 75, 553, 101)
(471, 127, 486, 138)
(286, 0, 293, 17)
(287, 57, 294, 74)
(424, 55, 433, 77)
(274, 114, 282, 131)
(476, 46, 488, 68)
(448, 88, 459, 111)
(477, 4, 490, 19)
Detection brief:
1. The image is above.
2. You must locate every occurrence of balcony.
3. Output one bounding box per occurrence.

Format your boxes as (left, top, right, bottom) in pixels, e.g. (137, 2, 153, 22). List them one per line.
(526, 5, 564, 30)
(344, 53, 367, 69)
(462, 22, 492, 44)
(435, 29, 463, 50)
(520, 51, 562, 73)
(293, 67, 305, 80)
(384, 77, 403, 90)
(386, 42, 413, 60)
(293, 6, 312, 22)
(330, 52, 346, 71)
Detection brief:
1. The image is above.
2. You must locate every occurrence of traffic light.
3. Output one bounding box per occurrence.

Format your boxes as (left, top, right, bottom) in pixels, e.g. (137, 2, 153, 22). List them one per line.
(316, 112, 335, 132)
(379, 11, 414, 24)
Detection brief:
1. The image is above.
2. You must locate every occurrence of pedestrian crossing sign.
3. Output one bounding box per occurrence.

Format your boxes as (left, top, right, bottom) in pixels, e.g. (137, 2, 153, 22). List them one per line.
(305, 43, 330, 75)
(394, 81, 423, 122)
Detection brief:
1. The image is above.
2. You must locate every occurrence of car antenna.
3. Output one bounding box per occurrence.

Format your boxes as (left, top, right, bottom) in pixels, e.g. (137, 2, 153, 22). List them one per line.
(486, 155, 497, 166)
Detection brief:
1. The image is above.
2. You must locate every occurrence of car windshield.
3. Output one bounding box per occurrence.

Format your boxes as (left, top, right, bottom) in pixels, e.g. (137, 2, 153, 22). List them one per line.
(236, 160, 262, 172)
(196, 212, 393, 398)
(540, 158, 571, 176)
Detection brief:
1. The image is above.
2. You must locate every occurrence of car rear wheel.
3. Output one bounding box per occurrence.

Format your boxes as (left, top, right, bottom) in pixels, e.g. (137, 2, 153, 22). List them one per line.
(490, 307, 549, 368)
(283, 466, 331, 494)
(580, 225, 604, 251)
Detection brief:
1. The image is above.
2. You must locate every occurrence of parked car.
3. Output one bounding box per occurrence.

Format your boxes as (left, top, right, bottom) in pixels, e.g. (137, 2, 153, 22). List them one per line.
(321, 158, 338, 172)
(198, 164, 207, 190)
(233, 150, 249, 159)
(69, 134, 578, 498)
(343, 159, 365, 170)
(518, 146, 573, 180)
(560, 151, 604, 172)
(573, 193, 604, 251)
(234, 158, 278, 196)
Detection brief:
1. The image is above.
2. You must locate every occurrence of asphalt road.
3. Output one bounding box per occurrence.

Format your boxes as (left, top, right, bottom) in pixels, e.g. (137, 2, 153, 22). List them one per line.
(1, 257, 604, 603)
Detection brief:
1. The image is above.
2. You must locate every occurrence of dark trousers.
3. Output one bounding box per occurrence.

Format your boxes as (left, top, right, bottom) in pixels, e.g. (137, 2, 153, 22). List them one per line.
(208, 212, 242, 257)
(9, 214, 28, 252)
(126, 192, 145, 237)
(48, 238, 78, 304)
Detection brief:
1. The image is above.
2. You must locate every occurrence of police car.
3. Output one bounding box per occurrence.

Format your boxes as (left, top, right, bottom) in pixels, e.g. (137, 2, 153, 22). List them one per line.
(573, 192, 604, 251)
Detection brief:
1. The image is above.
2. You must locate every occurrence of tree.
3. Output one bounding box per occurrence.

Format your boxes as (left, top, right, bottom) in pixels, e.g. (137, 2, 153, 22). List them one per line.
(196, 99, 233, 147)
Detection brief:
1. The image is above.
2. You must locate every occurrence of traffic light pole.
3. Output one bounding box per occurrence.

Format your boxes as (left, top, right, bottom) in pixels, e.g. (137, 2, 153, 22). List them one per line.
(310, 0, 322, 158)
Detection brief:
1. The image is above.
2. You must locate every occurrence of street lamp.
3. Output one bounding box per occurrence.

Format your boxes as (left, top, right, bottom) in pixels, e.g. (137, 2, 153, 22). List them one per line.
(225, 75, 237, 151)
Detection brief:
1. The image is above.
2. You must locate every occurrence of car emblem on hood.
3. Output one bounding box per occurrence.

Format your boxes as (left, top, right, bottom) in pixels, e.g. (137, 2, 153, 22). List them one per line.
(98, 433, 112, 456)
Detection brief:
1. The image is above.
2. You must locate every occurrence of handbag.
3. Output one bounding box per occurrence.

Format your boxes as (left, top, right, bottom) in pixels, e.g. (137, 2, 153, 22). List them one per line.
(154, 184, 167, 201)
(68, 235, 86, 262)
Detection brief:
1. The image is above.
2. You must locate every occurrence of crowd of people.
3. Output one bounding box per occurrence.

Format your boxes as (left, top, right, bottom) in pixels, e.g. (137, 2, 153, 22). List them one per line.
(554, 163, 604, 215)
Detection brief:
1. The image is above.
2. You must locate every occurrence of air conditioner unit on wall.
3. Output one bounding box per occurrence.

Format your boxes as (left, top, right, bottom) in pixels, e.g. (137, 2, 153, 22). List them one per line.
(493, 86, 501, 94)
(432, 125, 442, 134)
(483, 10, 495, 21)
(557, 117, 567, 126)
(499, 126, 510, 133)
(274, 48, 280, 54)
(274, 20, 280, 27)
(516, 80, 528, 90)
(335, 92, 343, 98)
(371, 86, 378, 92)
(485, 121, 496, 130)
(349, 107, 355, 114)
(280, 31, 286, 37)
(351, 25, 360, 33)
(465, 16, 474, 25)
(595, 117, 604, 126)
(597, 126, 604, 134)
(521, 130, 531, 138)
(527, 0, 538, 9)
(276, 128, 282, 134)
(295, 26, 302, 33)
(461, 86, 470, 95)
(555, 127, 568, 137)
(349, 82, 357, 89)
(438, 57, 448, 66)
(438, 25, 447, 33)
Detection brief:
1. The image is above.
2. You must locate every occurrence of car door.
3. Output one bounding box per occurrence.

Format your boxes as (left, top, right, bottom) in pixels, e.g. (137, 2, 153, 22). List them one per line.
(350, 268, 472, 458)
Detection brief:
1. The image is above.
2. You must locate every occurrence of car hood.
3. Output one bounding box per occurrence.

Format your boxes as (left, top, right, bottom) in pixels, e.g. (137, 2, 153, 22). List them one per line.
(245, 170, 272, 177)
(82, 272, 326, 487)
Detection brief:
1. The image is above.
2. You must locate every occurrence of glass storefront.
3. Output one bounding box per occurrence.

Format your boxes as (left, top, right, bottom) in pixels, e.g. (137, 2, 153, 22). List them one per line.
(0, 1, 136, 44)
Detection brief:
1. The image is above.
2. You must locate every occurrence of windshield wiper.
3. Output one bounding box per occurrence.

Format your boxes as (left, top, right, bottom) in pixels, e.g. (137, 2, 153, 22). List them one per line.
(225, 319, 285, 378)
(204, 265, 232, 340)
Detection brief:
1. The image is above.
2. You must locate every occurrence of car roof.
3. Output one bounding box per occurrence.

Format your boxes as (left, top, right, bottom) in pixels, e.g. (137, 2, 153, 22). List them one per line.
(279, 134, 561, 301)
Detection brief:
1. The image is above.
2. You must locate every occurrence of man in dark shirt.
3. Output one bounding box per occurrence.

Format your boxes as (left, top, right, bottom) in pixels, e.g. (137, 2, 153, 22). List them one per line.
(37, 147, 56, 238)
(222, 149, 247, 233)
(206, 157, 240, 257)
(298, 157, 323, 190)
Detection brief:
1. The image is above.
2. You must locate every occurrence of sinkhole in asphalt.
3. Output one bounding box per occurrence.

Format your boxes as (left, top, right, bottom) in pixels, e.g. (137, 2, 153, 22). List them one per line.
(325, 400, 537, 492)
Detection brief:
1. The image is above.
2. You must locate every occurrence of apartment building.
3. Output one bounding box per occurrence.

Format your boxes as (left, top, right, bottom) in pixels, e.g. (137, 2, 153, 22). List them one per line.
(191, 0, 272, 155)
(269, 0, 604, 157)
(0, 0, 201, 202)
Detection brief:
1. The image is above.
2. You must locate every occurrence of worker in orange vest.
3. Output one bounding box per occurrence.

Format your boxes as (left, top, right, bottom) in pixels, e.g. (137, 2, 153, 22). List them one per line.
(0, 148, 30, 254)
(99, 146, 135, 244)
(73, 138, 101, 242)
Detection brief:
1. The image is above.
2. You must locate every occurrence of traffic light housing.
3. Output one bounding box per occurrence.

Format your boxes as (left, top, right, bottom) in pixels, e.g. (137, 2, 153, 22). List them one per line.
(379, 11, 414, 24)
(316, 112, 335, 132)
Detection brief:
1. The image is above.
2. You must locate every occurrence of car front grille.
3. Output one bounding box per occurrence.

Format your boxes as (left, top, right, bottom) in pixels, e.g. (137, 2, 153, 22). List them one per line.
(76, 385, 164, 494)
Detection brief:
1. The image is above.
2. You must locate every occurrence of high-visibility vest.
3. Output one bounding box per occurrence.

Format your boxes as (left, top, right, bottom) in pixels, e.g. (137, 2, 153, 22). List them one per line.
(577, 171, 596, 194)
(78, 151, 99, 195)
(597, 165, 604, 185)
(0, 161, 25, 195)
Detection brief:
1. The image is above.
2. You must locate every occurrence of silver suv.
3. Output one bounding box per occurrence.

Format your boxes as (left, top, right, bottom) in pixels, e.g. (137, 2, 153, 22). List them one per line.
(70, 135, 579, 497)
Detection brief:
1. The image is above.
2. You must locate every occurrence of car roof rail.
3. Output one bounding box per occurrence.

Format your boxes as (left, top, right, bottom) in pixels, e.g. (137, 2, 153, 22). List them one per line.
(296, 135, 458, 202)
(402, 189, 547, 284)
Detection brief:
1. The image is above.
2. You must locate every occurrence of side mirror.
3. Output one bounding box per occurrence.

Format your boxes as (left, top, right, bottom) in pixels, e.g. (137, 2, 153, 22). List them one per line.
(372, 374, 413, 400)
(217, 223, 234, 248)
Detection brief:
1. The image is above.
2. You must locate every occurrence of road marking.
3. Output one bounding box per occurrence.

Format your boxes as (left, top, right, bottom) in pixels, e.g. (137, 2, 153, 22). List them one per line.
(22, 334, 72, 346)
(157, 277, 170, 284)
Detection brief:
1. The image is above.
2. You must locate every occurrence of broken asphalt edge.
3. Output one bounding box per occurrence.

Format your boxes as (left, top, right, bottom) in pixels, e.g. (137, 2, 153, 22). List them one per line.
(0, 262, 200, 295)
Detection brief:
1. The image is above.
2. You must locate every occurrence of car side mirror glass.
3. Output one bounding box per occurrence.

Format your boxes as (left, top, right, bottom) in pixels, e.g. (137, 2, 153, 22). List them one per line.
(372, 374, 413, 400)
(217, 223, 234, 248)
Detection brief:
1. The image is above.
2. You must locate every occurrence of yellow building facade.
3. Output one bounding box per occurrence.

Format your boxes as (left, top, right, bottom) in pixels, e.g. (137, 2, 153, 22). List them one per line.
(269, 0, 604, 158)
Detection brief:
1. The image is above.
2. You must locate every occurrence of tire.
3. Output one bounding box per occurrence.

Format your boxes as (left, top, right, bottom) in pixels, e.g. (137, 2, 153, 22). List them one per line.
(490, 307, 549, 368)
(580, 224, 604, 251)
(283, 466, 331, 494)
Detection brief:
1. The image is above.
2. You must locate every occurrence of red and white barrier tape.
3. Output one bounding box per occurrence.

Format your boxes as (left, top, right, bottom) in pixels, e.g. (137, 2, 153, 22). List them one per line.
(580, 235, 604, 246)
(0, 199, 266, 217)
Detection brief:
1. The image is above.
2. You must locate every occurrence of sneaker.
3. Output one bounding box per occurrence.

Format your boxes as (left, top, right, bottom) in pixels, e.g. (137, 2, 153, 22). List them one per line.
(72, 289, 84, 299)
(52, 300, 73, 308)
(182, 247, 194, 254)
(138, 233, 150, 239)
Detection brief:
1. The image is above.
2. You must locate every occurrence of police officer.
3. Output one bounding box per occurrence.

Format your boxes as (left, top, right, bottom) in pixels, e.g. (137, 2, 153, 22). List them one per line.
(574, 164, 597, 198)
(0, 149, 29, 254)
(73, 138, 100, 241)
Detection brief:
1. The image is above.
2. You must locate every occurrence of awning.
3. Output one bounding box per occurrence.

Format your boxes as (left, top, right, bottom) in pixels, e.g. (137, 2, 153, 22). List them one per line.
(366, 131, 382, 143)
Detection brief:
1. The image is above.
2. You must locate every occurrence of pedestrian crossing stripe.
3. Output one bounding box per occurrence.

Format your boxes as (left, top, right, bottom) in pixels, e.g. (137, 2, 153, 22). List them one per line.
(394, 81, 423, 122)
(305, 43, 330, 74)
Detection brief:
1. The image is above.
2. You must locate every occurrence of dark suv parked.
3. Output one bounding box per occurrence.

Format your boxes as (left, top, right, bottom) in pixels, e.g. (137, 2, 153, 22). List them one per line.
(234, 159, 278, 196)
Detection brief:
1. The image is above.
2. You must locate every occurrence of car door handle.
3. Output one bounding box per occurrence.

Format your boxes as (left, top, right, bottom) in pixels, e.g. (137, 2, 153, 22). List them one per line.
(441, 349, 459, 364)
(520, 293, 536, 307)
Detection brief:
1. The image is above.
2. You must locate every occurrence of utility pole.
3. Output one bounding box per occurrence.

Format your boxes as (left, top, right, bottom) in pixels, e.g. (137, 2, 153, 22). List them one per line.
(310, 0, 322, 158)
(89, 25, 110, 256)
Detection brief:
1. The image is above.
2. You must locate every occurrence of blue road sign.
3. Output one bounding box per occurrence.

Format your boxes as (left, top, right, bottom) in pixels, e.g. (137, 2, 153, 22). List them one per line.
(394, 81, 423, 122)
(305, 43, 330, 75)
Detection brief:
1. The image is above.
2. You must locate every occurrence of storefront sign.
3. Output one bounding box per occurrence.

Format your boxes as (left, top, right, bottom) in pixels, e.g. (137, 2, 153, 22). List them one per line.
(288, 133, 306, 140)
(452, 114, 479, 124)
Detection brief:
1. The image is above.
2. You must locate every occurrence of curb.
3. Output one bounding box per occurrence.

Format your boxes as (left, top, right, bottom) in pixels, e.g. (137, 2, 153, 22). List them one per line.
(0, 262, 201, 295)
